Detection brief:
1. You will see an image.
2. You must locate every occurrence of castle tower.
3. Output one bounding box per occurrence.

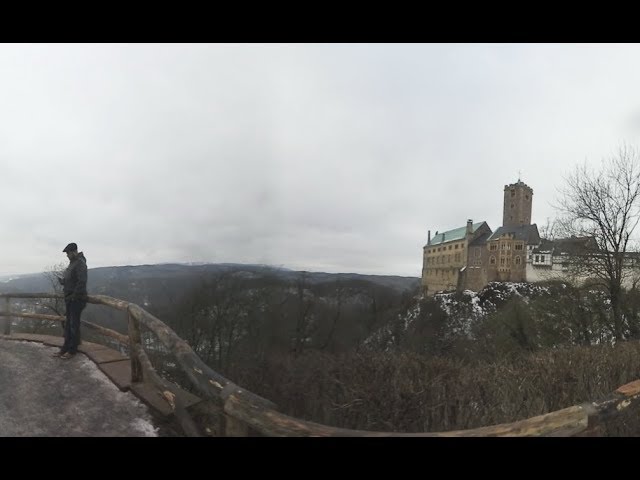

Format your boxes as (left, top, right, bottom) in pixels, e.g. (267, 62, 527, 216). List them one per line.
(503, 180, 533, 228)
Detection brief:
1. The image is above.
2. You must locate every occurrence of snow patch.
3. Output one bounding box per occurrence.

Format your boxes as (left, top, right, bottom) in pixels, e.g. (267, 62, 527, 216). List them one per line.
(130, 418, 159, 437)
(16, 340, 46, 348)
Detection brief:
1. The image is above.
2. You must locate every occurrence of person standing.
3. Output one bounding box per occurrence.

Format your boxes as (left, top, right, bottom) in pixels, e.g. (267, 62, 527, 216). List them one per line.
(53, 243, 88, 359)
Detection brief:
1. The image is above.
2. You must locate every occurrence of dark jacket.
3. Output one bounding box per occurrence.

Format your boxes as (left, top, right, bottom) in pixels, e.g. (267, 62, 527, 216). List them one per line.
(60, 252, 88, 302)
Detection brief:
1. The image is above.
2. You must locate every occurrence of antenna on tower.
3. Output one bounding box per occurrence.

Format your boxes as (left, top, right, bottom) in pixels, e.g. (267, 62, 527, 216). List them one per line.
(518, 170, 522, 182)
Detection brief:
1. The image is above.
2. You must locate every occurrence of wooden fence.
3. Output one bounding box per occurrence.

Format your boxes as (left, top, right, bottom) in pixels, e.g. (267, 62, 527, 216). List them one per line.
(1, 293, 639, 436)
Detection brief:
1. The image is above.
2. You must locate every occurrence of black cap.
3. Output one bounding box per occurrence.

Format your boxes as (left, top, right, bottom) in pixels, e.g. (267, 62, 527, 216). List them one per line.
(63, 243, 78, 253)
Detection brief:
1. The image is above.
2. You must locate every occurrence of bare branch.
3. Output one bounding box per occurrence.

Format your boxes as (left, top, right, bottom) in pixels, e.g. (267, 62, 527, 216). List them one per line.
(555, 143, 640, 341)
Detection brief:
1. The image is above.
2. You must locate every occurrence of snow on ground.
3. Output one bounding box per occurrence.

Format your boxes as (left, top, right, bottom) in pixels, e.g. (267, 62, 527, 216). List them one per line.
(0, 339, 159, 437)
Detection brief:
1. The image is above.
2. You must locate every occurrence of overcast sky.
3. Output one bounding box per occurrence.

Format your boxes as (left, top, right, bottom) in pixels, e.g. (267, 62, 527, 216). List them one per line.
(1, 43, 640, 277)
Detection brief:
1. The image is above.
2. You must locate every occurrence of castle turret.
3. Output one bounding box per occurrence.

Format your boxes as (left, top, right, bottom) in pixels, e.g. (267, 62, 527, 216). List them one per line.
(503, 180, 533, 228)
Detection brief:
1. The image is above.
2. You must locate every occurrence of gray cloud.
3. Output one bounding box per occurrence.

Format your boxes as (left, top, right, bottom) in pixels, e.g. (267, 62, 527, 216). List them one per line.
(1, 44, 640, 276)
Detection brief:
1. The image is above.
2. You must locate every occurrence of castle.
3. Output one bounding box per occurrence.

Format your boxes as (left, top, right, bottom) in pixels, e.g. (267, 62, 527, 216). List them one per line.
(422, 180, 541, 295)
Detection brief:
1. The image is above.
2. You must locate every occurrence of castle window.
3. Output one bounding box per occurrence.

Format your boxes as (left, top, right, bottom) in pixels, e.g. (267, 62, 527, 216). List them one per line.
(448, 245, 452, 250)
(515, 244, 523, 250)
(515, 256, 521, 265)
(511, 189, 515, 197)
(490, 244, 497, 251)
(540, 255, 545, 262)
(500, 258, 505, 266)
(535, 255, 539, 262)
(490, 256, 496, 265)
(511, 203, 514, 209)
(455, 244, 458, 249)
(526, 195, 529, 200)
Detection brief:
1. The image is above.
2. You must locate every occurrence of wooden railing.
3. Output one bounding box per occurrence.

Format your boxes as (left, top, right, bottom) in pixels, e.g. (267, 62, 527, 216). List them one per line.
(1, 292, 640, 436)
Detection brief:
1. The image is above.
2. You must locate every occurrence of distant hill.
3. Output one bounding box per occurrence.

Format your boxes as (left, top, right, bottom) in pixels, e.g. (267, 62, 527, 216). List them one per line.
(0, 263, 420, 335)
(0, 263, 421, 298)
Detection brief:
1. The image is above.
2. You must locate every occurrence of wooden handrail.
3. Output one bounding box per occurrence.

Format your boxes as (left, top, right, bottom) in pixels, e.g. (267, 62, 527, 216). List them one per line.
(83, 319, 129, 345)
(1, 292, 639, 436)
(0, 311, 64, 322)
(0, 308, 129, 345)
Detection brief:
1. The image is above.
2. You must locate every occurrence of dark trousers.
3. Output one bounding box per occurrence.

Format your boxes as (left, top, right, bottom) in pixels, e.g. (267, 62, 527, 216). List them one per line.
(62, 300, 86, 354)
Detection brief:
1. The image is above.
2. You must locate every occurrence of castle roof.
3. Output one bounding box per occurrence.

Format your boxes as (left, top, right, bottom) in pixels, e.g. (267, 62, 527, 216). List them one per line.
(532, 236, 598, 255)
(469, 230, 493, 247)
(428, 222, 487, 246)
(487, 224, 540, 244)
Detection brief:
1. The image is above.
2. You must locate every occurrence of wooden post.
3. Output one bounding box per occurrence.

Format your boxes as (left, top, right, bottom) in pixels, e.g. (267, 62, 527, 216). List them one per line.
(3, 297, 10, 335)
(127, 307, 143, 383)
(224, 414, 250, 437)
(190, 400, 224, 436)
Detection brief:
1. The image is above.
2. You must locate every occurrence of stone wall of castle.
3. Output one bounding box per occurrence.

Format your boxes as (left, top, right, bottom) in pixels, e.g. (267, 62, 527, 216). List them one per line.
(422, 238, 468, 294)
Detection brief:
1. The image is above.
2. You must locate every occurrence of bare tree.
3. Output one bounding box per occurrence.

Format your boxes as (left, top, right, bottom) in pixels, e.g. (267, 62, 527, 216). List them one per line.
(539, 217, 559, 241)
(556, 143, 640, 341)
(167, 270, 281, 373)
(290, 272, 316, 357)
(21, 263, 67, 334)
(41, 262, 67, 315)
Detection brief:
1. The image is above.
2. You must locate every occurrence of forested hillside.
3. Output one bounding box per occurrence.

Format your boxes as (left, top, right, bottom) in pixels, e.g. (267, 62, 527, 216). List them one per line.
(5, 265, 640, 435)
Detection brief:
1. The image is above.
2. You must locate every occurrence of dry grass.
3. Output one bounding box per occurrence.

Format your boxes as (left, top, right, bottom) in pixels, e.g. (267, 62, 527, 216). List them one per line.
(230, 341, 640, 435)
